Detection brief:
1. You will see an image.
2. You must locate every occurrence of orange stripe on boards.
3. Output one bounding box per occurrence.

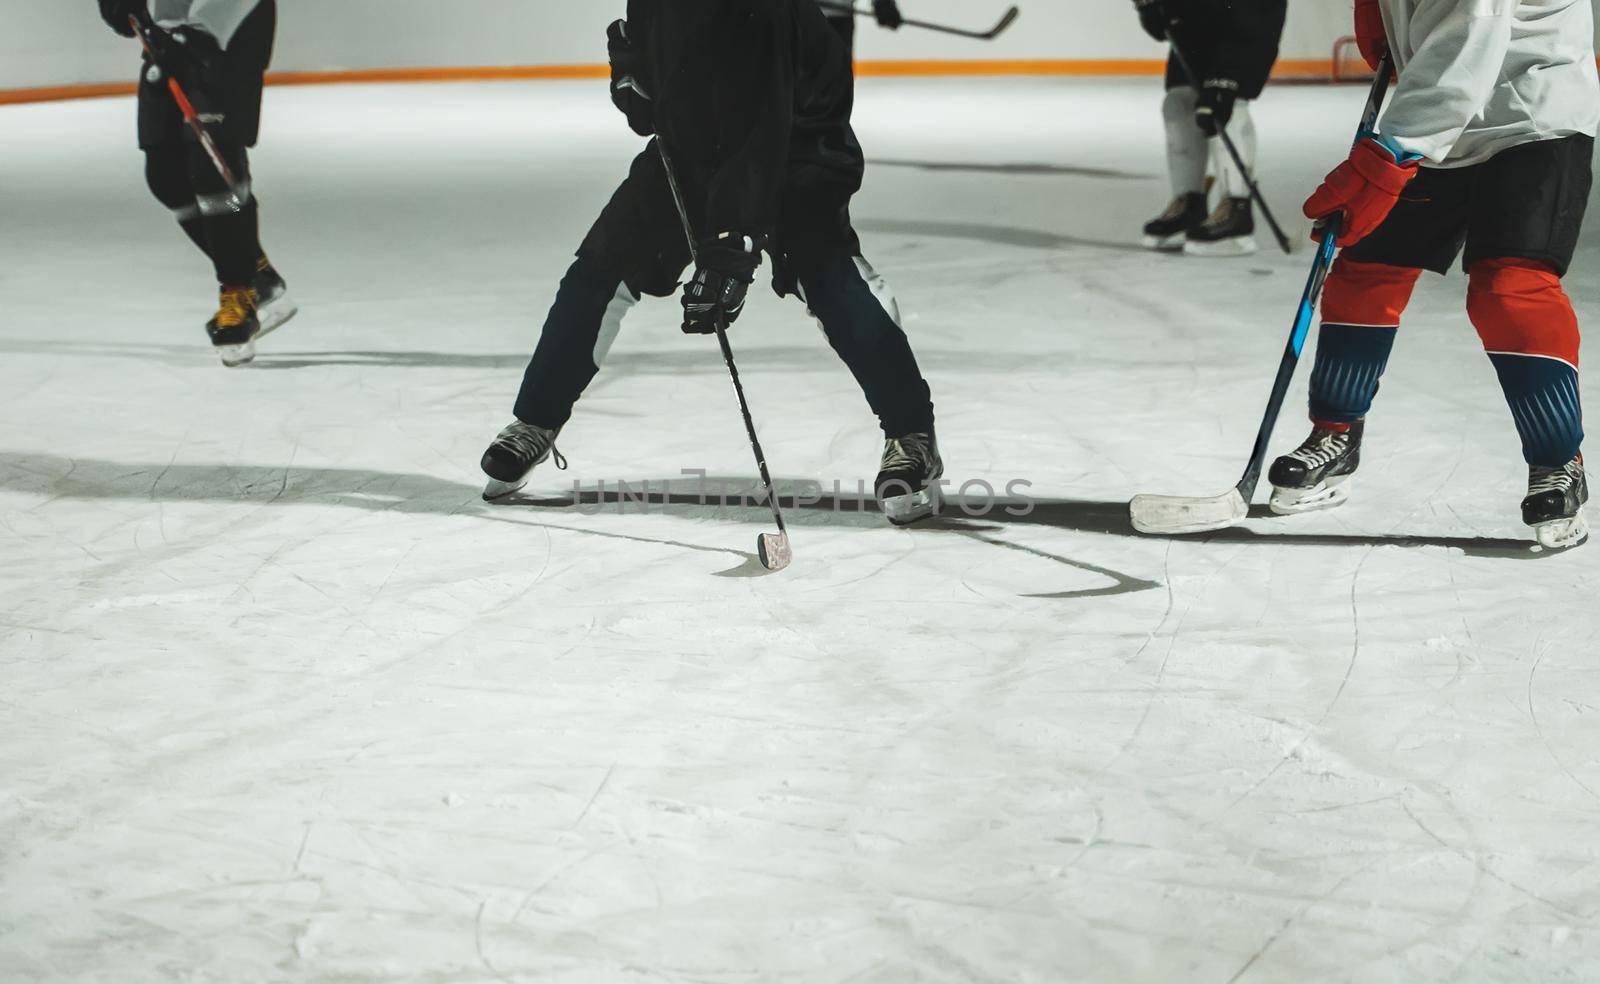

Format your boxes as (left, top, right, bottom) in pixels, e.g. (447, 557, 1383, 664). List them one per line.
(0, 81, 136, 105)
(855, 58, 1167, 76)
(266, 64, 609, 87)
(14, 54, 1599, 106)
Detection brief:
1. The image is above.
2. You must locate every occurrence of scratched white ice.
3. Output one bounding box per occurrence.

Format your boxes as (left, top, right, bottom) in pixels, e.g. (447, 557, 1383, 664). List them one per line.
(2, 78, 1599, 983)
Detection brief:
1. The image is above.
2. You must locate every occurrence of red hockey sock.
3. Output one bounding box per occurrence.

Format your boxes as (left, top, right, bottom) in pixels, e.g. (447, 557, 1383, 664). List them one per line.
(1467, 258, 1584, 467)
(1466, 258, 1580, 368)
(1308, 258, 1423, 424)
(1320, 256, 1423, 327)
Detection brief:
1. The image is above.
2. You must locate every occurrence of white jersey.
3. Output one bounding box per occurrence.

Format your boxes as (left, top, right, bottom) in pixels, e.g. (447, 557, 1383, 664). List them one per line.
(146, 0, 262, 50)
(1377, 0, 1600, 167)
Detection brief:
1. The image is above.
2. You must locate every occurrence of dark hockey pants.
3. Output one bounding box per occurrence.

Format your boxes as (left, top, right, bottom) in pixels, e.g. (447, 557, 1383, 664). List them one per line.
(145, 143, 263, 287)
(512, 249, 935, 438)
(137, 0, 274, 288)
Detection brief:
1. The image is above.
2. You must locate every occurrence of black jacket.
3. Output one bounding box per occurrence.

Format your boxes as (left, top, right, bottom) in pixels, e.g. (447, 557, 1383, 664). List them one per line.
(628, 0, 865, 241)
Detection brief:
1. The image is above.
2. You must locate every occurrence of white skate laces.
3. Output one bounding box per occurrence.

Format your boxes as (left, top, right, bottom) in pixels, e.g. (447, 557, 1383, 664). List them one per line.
(1528, 458, 1584, 496)
(881, 434, 933, 473)
(1285, 429, 1352, 470)
(497, 422, 567, 471)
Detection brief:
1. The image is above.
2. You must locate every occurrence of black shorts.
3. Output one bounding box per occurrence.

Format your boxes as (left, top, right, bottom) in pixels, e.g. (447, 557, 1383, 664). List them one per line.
(1343, 134, 1595, 278)
(138, 0, 275, 150)
(578, 140, 862, 300)
(1163, 1, 1285, 100)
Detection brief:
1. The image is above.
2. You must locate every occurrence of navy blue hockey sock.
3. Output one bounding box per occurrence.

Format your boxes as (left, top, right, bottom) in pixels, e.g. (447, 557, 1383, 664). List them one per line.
(1488, 354, 1584, 467)
(1308, 323, 1398, 425)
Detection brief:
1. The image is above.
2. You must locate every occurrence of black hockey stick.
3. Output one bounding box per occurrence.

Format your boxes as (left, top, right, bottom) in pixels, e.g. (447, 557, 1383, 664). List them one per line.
(655, 141, 793, 572)
(1166, 37, 1293, 255)
(1130, 57, 1395, 535)
(815, 1, 1020, 41)
(128, 15, 246, 211)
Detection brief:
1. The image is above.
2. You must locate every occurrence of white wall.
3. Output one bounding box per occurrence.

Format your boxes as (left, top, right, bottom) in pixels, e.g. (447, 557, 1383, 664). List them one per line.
(0, 0, 1576, 91)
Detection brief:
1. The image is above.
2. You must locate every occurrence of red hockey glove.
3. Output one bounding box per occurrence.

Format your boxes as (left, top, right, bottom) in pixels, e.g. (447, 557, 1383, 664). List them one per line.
(1354, 0, 1388, 72)
(1303, 137, 1420, 248)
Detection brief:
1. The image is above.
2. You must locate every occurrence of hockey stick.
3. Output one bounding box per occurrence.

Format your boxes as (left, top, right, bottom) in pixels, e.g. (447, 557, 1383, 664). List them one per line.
(1166, 36, 1293, 255)
(1129, 57, 1395, 536)
(814, 1, 1020, 41)
(129, 15, 246, 211)
(655, 141, 794, 572)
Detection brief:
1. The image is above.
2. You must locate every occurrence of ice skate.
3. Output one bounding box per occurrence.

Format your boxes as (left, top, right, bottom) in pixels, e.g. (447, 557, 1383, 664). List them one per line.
(1141, 192, 1208, 251)
(1184, 196, 1258, 257)
(1268, 420, 1362, 515)
(876, 431, 943, 526)
(252, 256, 298, 339)
(1524, 455, 1589, 550)
(480, 421, 566, 501)
(206, 285, 260, 368)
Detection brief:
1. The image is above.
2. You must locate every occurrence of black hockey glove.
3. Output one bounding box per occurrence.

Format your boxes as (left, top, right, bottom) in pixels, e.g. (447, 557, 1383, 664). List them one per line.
(99, 0, 141, 37)
(873, 0, 904, 29)
(681, 234, 763, 335)
(1133, 0, 1167, 42)
(140, 25, 221, 88)
(607, 19, 654, 137)
(1195, 77, 1239, 136)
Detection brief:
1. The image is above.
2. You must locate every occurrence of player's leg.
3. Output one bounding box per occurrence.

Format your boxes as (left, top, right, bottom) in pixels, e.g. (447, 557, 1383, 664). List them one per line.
(482, 146, 687, 500)
(1143, 68, 1208, 251)
(223, 0, 295, 338)
(182, 135, 263, 365)
(782, 213, 939, 523)
(1185, 99, 1258, 256)
(1268, 166, 1469, 514)
(1463, 135, 1593, 547)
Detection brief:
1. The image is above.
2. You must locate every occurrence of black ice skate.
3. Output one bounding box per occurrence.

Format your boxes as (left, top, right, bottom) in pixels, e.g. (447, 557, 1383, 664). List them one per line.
(1523, 455, 1589, 550)
(1184, 196, 1257, 257)
(252, 256, 298, 340)
(876, 431, 943, 526)
(1141, 192, 1208, 251)
(1268, 420, 1363, 515)
(481, 421, 566, 501)
(206, 285, 261, 368)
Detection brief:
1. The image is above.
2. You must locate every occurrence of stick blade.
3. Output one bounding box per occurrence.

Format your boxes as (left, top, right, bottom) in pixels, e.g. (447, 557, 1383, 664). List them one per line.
(986, 6, 1020, 38)
(758, 532, 793, 572)
(1129, 489, 1249, 535)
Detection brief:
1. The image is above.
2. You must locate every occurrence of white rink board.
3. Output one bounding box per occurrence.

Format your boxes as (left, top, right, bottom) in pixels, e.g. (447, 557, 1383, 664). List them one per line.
(2, 78, 1599, 982)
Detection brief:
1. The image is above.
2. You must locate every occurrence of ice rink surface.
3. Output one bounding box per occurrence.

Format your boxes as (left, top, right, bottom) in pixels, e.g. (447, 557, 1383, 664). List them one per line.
(3, 77, 1599, 982)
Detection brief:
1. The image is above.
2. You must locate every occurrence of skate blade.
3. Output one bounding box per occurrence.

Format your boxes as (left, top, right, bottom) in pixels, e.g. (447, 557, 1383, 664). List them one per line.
(1269, 475, 1352, 516)
(881, 487, 938, 526)
(256, 295, 299, 339)
(216, 340, 256, 368)
(1142, 232, 1187, 252)
(1129, 488, 1248, 535)
(1534, 512, 1590, 551)
(482, 477, 528, 502)
(1183, 236, 1258, 258)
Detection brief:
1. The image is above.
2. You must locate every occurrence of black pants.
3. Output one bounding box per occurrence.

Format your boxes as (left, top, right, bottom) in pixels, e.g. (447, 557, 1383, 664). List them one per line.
(139, 0, 276, 287)
(513, 143, 935, 438)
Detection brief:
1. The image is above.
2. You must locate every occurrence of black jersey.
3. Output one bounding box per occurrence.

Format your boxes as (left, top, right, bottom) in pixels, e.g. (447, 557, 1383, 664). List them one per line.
(626, 0, 865, 242)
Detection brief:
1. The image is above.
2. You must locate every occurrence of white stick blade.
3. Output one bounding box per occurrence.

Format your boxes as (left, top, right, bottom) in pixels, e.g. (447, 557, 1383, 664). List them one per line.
(758, 533, 793, 571)
(1129, 489, 1249, 535)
